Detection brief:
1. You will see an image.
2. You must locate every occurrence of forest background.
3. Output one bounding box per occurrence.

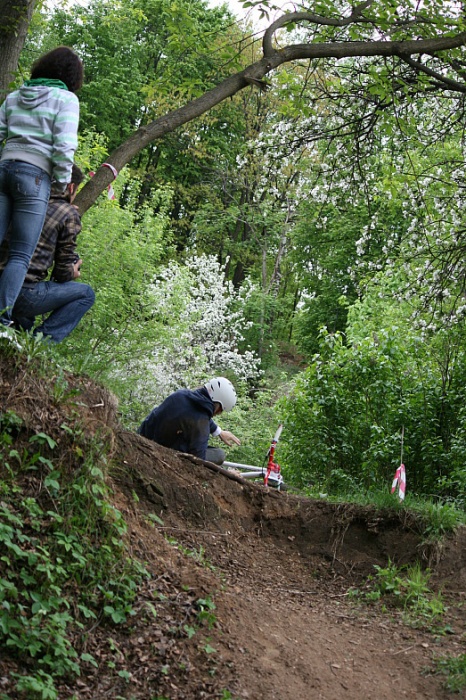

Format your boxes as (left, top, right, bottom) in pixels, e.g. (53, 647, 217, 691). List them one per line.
(5, 0, 466, 509)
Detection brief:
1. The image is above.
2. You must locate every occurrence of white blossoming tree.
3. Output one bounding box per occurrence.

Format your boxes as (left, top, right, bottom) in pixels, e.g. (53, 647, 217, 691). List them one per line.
(124, 254, 262, 413)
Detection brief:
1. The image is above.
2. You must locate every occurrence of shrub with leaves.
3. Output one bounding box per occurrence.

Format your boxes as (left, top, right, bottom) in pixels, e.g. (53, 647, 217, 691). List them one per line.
(353, 560, 445, 628)
(0, 405, 147, 699)
(279, 311, 466, 502)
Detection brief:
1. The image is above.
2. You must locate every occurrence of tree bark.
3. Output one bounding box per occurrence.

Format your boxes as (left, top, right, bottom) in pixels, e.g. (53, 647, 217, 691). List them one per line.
(74, 25, 466, 214)
(0, 0, 37, 99)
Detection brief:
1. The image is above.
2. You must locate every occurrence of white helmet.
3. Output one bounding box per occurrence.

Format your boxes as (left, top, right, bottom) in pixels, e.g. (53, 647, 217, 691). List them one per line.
(204, 377, 237, 412)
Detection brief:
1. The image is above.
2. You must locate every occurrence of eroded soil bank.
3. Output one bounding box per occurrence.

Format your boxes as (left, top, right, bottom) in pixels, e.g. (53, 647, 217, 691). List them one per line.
(1, 355, 465, 699)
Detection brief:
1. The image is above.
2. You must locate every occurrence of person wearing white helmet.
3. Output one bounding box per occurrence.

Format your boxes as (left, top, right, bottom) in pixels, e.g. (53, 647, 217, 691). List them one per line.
(137, 376, 241, 465)
(203, 376, 237, 412)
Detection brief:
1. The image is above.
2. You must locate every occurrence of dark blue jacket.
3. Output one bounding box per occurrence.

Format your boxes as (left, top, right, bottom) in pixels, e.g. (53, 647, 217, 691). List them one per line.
(137, 387, 219, 459)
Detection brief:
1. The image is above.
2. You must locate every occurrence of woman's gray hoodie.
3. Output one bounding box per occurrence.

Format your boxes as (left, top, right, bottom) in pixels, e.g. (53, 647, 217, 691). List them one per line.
(0, 84, 79, 188)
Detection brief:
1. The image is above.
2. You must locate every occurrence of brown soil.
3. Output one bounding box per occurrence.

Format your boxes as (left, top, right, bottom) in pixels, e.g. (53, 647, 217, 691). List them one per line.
(1, 352, 465, 699)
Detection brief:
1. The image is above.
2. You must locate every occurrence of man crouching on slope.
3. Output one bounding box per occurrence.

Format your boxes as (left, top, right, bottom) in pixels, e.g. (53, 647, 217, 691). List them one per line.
(137, 377, 241, 465)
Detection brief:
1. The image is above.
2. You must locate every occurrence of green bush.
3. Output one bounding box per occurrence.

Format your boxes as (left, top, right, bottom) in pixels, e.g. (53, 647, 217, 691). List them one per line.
(0, 408, 147, 698)
(279, 321, 466, 503)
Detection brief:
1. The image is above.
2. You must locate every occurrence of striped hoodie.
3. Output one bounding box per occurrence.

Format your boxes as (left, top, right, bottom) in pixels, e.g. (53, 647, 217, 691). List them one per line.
(0, 84, 79, 188)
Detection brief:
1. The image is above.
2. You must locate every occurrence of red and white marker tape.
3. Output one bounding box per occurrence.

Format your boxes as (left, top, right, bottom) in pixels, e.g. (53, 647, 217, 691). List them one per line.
(391, 463, 406, 501)
(89, 163, 119, 200)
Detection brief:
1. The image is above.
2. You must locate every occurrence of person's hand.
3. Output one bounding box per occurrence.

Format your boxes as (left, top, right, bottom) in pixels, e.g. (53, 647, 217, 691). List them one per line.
(219, 430, 241, 446)
(72, 259, 82, 279)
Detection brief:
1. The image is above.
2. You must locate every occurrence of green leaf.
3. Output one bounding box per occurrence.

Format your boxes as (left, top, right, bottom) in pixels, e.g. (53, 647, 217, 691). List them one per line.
(29, 433, 57, 450)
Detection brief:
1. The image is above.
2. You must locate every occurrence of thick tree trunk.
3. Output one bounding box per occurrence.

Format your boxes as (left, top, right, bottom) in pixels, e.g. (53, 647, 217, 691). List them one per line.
(74, 28, 466, 214)
(0, 0, 37, 99)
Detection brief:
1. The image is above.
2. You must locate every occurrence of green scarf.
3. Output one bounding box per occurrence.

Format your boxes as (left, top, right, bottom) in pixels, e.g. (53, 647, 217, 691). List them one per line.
(23, 78, 68, 91)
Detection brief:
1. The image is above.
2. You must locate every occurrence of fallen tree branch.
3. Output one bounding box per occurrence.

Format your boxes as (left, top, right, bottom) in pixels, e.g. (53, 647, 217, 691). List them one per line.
(179, 452, 251, 486)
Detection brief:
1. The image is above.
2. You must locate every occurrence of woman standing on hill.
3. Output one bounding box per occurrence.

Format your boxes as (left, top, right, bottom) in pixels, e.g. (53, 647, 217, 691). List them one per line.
(0, 46, 83, 328)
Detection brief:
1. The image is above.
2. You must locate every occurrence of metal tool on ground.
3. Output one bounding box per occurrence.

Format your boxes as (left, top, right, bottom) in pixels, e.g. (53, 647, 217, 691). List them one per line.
(223, 424, 285, 490)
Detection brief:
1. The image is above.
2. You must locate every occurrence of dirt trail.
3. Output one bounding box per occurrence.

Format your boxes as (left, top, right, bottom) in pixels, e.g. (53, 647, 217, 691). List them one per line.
(112, 428, 466, 700)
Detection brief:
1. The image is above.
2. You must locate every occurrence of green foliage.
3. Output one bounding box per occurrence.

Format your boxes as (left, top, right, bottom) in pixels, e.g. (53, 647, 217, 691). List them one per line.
(48, 137, 263, 421)
(355, 560, 445, 627)
(237, 288, 296, 369)
(309, 486, 466, 534)
(410, 501, 465, 541)
(291, 199, 368, 358)
(30, 0, 239, 150)
(219, 691, 240, 700)
(0, 397, 148, 697)
(279, 327, 405, 491)
(11, 671, 58, 700)
(7, 1, 466, 695)
(29, 0, 249, 252)
(279, 303, 466, 503)
(195, 596, 217, 629)
(433, 653, 466, 693)
(53, 137, 174, 392)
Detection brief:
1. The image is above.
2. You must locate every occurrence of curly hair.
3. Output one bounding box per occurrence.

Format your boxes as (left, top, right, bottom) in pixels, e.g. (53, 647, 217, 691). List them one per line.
(71, 164, 84, 187)
(30, 46, 83, 93)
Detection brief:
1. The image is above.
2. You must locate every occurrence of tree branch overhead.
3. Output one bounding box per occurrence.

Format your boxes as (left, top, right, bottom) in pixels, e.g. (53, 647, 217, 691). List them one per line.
(60, 5, 466, 213)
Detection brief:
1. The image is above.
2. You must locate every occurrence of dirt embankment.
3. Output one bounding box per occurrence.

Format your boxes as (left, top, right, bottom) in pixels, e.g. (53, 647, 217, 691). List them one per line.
(1, 353, 465, 699)
(112, 427, 466, 700)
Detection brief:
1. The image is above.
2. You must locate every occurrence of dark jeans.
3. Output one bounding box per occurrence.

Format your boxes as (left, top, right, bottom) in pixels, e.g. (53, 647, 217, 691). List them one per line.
(0, 161, 51, 324)
(13, 280, 95, 343)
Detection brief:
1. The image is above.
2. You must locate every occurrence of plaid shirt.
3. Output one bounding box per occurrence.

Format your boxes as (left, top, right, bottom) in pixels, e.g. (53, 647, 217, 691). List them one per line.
(0, 194, 82, 285)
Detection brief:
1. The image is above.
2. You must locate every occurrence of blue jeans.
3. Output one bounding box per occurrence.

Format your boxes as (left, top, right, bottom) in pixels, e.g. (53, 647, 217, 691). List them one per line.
(13, 281, 95, 343)
(0, 161, 51, 325)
